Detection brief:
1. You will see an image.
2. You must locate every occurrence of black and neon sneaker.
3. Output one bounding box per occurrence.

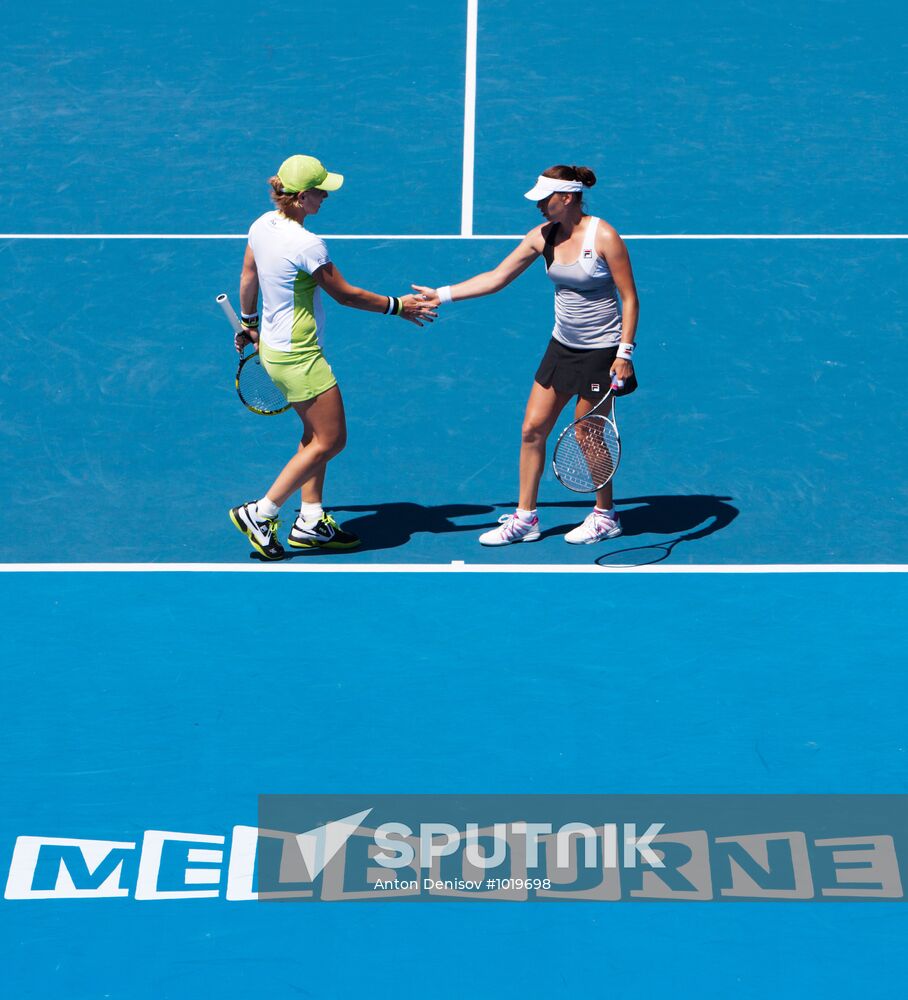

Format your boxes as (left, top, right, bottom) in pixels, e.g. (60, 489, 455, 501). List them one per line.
(287, 512, 360, 550)
(229, 501, 285, 560)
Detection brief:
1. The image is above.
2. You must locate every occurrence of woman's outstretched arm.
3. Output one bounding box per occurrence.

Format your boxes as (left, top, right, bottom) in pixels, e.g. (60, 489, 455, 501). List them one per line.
(313, 262, 436, 327)
(413, 227, 545, 305)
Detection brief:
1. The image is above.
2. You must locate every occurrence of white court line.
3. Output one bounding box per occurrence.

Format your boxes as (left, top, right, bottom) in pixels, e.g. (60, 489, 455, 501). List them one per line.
(461, 0, 479, 237)
(1, 233, 907, 241)
(0, 563, 905, 574)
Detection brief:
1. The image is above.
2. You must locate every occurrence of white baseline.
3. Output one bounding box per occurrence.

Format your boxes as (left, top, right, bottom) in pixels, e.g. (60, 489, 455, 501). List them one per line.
(1, 234, 907, 240)
(0, 563, 905, 574)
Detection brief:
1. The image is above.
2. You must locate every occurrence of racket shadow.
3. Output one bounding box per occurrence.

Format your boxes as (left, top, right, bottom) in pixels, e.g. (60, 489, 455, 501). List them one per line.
(599, 495, 739, 567)
(595, 537, 688, 568)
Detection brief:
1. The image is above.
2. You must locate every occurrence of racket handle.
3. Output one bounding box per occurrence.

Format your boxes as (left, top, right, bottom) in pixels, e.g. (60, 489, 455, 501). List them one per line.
(216, 293, 244, 334)
(611, 376, 625, 389)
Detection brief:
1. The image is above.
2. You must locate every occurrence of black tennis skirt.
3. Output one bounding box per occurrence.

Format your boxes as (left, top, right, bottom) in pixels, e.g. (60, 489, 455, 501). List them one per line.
(534, 338, 638, 397)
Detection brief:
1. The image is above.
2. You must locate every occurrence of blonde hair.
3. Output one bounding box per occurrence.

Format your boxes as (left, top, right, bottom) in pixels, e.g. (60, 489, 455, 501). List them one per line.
(268, 175, 299, 213)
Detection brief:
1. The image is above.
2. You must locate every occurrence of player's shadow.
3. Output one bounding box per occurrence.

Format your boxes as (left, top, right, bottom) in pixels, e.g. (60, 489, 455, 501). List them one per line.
(272, 502, 497, 557)
(491, 493, 739, 561)
(249, 494, 737, 561)
(607, 494, 738, 541)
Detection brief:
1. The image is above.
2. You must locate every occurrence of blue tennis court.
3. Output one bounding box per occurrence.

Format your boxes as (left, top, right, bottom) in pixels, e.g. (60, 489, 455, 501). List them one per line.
(2, 1, 907, 997)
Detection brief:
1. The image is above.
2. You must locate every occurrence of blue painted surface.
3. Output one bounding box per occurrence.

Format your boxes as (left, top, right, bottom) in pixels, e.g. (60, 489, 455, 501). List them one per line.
(5, 1, 906, 237)
(1, 0, 907, 996)
(475, 0, 908, 235)
(1, 573, 907, 997)
(0, 1, 465, 235)
(1, 238, 904, 563)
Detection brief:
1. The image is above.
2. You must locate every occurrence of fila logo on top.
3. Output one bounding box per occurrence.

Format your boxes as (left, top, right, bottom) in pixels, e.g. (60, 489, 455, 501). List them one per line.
(582, 248, 593, 259)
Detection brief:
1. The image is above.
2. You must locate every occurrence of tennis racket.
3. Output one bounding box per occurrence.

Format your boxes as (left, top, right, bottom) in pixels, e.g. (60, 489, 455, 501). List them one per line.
(216, 293, 290, 416)
(552, 379, 622, 492)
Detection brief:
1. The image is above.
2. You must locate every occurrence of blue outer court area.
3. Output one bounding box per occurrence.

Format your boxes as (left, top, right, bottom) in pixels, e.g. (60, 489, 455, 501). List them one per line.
(1, 1, 907, 998)
(1, 571, 907, 999)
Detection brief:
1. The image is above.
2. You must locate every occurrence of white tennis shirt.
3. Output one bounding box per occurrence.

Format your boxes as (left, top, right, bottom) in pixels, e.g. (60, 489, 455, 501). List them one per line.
(247, 211, 331, 356)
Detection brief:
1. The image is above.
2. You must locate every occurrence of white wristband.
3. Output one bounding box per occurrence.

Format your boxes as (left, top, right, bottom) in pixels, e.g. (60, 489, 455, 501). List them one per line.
(616, 342, 635, 361)
(437, 285, 453, 304)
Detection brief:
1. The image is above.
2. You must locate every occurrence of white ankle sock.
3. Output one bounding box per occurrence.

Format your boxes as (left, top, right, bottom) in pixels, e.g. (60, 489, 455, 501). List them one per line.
(297, 502, 324, 525)
(256, 496, 280, 518)
(516, 508, 537, 521)
(594, 506, 615, 517)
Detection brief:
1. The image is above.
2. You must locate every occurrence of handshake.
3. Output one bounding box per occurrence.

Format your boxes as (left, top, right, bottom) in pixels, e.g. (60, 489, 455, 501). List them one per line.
(392, 285, 444, 327)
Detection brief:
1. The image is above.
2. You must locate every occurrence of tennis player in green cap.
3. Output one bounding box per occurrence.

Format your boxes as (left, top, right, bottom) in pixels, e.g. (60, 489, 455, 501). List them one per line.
(229, 154, 436, 560)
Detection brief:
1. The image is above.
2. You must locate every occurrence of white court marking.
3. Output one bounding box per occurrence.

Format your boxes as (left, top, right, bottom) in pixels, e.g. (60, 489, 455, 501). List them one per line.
(0, 564, 905, 574)
(461, 0, 478, 237)
(1, 234, 907, 240)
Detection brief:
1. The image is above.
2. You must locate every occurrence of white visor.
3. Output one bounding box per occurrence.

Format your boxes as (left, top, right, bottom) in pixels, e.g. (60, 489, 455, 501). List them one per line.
(524, 175, 585, 201)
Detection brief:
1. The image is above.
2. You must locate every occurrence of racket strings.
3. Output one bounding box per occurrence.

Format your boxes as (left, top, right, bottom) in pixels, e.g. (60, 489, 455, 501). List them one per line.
(237, 354, 288, 415)
(553, 415, 620, 492)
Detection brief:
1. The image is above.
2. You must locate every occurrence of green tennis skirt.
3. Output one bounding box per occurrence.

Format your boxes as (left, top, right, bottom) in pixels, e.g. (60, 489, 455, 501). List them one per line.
(259, 345, 338, 403)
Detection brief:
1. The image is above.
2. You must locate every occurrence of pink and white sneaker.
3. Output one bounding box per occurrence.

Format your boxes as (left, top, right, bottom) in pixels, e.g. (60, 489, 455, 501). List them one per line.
(479, 512, 542, 546)
(564, 509, 623, 545)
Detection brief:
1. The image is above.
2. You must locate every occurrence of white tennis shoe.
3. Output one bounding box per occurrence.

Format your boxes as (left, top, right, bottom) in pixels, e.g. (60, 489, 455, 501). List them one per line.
(479, 512, 541, 546)
(564, 509, 623, 544)
(229, 501, 285, 560)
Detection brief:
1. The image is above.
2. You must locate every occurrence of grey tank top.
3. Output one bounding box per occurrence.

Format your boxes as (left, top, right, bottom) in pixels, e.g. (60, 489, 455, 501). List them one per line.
(544, 216, 622, 349)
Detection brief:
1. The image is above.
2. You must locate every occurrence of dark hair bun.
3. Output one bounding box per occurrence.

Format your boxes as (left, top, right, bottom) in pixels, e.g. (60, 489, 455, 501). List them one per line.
(572, 165, 596, 188)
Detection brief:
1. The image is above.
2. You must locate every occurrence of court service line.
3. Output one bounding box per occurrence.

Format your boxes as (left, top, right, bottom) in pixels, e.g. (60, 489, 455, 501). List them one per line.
(0, 564, 905, 574)
(2, 234, 906, 241)
(461, 0, 479, 237)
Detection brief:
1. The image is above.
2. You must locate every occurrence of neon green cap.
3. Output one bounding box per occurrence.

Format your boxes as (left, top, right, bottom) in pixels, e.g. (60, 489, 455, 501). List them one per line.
(277, 155, 344, 194)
